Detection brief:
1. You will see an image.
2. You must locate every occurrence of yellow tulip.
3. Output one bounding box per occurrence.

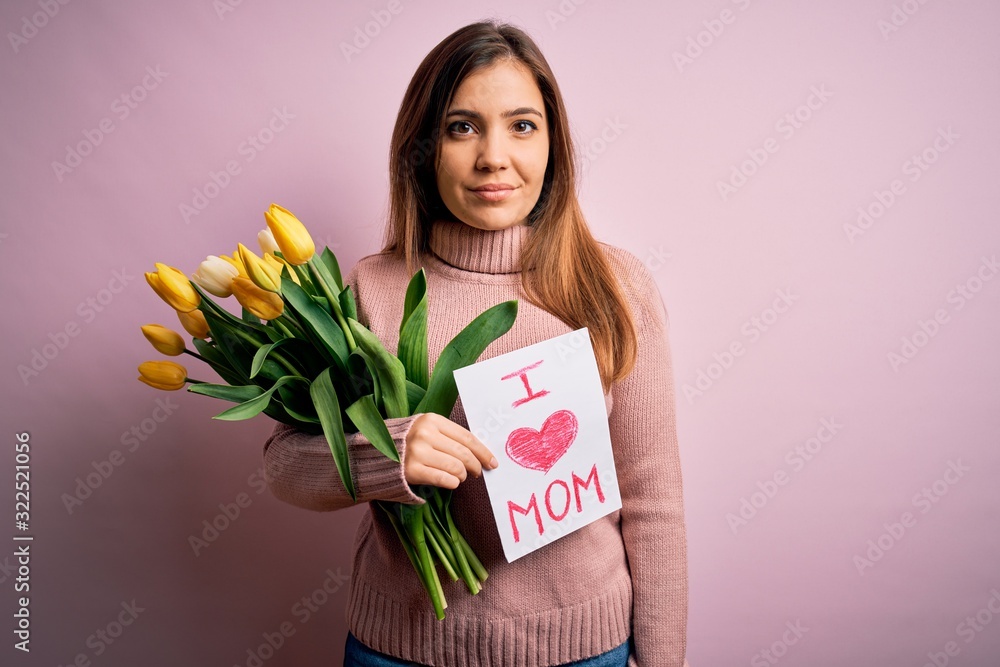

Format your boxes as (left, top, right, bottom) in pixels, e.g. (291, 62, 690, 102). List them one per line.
(191, 255, 239, 297)
(265, 203, 315, 265)
(141, 324, 186, 356)
(220, 252, 249, 279)
(137, 360, 188, 391)
(231, 277, 283, 320)
(264, 252, 301, 285)
(258, 228, 280, 255)
(146, 263, 201, 312)
(238, 243, 281, 292)
(177, 308, 210, 339)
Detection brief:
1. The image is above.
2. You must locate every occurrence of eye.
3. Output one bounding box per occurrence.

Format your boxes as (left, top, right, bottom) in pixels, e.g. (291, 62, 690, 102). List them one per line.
(448, 121, 475, 135)
(513, 120, 538, 135)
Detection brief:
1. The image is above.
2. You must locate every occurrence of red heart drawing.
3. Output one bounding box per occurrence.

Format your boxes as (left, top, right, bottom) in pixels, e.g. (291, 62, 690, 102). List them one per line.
(505, 409, 579, 473)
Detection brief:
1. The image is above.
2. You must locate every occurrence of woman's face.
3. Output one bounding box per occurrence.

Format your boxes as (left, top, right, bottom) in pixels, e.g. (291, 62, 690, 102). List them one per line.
(435, 60, 549, 231)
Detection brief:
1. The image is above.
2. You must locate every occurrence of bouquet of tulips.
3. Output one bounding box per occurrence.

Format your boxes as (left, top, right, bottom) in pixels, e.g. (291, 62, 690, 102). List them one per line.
(138, 203, 518, 619)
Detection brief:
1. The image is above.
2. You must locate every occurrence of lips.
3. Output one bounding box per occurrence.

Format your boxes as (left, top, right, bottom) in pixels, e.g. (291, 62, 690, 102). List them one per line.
(471, 184, 515, 192)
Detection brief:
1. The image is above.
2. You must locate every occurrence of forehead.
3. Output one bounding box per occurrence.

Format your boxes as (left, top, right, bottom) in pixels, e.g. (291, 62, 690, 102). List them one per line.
(451, 61, 543, 111)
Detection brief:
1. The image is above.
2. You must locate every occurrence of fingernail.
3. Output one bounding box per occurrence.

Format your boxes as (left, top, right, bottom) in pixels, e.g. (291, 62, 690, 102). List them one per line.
(489, 457, 499, 468)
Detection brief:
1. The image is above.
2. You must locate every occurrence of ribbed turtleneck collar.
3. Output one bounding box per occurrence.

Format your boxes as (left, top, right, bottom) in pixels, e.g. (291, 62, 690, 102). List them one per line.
(427, 218, 531, 274)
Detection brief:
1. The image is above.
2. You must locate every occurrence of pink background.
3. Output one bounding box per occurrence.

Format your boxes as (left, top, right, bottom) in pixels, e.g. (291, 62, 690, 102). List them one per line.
(2, 0, 998, 665)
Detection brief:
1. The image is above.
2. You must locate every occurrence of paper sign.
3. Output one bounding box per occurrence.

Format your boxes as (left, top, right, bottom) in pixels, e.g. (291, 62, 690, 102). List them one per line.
(453, 327, 622, 563)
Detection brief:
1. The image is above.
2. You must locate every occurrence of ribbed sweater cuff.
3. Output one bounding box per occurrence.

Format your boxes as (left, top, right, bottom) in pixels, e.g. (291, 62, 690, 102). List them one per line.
(350, 415, 427, 506)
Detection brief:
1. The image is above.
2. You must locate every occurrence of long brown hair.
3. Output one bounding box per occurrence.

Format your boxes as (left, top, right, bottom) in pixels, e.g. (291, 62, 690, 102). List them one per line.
(382, 20, 639, 393)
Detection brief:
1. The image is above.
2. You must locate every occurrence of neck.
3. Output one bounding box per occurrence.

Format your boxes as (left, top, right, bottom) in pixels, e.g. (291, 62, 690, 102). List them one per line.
(427, 218, 531, 274)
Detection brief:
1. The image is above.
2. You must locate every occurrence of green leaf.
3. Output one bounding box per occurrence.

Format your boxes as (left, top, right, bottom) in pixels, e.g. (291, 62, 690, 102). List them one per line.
(309, 368, 354, 501)
(404, 379, 426, 411)
(201, 310, 253, 379)
(192, 338, 248, 386)
(398, 269, 429, 389)
(188, 383, 264, 403)
(281, 277, 349, 372)
(212, 376, 300, 421)
(345, 394, 400, 462)
(339, 285, 357, 322)
(347, 318, 408, 418)
(242, 308, 262, 325)
(192, 282, 275, 342)
(275, 377, 320, 423)
(321, 247, 344, 292)
(345, 349, 379, 405)
(250, 338, 305, 379)
(416, 300, 518, 416)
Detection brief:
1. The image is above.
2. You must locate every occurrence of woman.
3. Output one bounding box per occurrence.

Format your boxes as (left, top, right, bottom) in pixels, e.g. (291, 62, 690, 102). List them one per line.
(263, 20, 689, 667)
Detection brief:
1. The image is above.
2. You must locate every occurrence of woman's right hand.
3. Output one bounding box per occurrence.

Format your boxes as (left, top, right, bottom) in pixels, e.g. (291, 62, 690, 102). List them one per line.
(403, 413, 499, 489)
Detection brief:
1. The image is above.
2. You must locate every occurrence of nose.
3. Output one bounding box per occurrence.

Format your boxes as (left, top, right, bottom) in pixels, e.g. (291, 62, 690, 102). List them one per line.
(475, 127, 509, 171)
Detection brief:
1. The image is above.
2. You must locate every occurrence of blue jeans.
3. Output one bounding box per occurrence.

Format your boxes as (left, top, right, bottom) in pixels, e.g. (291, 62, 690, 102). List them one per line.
(344, 631, 632, 666)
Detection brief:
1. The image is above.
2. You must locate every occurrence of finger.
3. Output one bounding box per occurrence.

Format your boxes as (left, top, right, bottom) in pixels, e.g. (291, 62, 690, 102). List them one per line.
(429, 433, 484, 478)
(435, 418, 498, 469)
(408, 462, 460, 490)
(416, 447, 469, 484)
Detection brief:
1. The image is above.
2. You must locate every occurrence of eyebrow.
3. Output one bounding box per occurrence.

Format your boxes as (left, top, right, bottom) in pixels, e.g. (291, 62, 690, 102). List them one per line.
(445, 106, 544, 120)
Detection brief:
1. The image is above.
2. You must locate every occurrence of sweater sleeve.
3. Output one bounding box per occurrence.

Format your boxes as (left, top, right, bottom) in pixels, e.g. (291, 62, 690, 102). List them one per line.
(262, 416, 427, 512)
(612, 263, 688, 667)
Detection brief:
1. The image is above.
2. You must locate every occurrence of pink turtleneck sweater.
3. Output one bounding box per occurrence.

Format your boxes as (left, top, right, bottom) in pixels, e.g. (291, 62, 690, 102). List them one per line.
(262, 219, 688, 667)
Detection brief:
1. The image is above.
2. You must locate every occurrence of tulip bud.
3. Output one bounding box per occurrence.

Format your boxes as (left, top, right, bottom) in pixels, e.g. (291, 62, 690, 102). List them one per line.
(231, 277, 283, 320)
(258, 228, 280, 255)
(265, 203, 315, 265)
(238, 243, 281, 292)
(264, 252, 301, 285)
(140, 324, 186, 356)
(191, 255, 239, 297)
(137, 360, 188, 391)
(177, 308, 210, 339)
(145, 263, 201, 313)
(220, 252, 249, 279)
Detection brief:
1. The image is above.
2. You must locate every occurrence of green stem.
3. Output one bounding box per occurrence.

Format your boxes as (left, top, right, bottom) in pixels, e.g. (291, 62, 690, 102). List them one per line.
(182, 349, 209, 363)
(446, 507, 480, 594)
(456, 528, 488, 583)
(377, 502, 421, 576)
(422, 505, 458, 581)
